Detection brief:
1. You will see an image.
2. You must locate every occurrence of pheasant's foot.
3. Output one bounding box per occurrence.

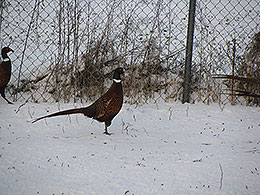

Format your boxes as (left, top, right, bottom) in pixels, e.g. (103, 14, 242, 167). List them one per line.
(103, 131, 113, 136)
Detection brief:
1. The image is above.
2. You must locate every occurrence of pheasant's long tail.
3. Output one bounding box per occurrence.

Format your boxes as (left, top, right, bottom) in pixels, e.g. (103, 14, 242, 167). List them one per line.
(31, 107, 94, 123)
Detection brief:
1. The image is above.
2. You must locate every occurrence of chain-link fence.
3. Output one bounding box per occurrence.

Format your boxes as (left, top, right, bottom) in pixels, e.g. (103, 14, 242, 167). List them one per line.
(192, 0, 260, 106)
(0, 0, 260, 105)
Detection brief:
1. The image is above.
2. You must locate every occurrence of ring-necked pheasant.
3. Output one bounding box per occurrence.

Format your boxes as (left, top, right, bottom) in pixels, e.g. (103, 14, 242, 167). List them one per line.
(32, 67, 124, 135)
(0, 47, 14, 104)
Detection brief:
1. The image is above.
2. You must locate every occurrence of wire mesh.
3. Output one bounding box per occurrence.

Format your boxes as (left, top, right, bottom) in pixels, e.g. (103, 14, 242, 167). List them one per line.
(193, 0, 260, 105)
(0, 0, 260, 105)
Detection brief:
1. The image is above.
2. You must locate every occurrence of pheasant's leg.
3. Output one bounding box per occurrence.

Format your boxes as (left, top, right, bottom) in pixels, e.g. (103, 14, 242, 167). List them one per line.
(103, 124, 112, 135)
(1, 90, 13, 104)
(103, 127, 112, 135)
(4, 97, 13, 104)
(103, 121, 113, 135)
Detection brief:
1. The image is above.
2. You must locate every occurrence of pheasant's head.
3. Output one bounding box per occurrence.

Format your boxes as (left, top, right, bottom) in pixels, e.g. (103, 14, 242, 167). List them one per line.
(113, 67, 124, 82)
(1, 47, 14, 59)
(2, 47, 13, 54)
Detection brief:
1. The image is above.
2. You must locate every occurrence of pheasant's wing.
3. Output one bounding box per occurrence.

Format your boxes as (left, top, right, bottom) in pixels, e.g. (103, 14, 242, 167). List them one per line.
(94, 93, 122, 122)
(92, 96, 112, 121)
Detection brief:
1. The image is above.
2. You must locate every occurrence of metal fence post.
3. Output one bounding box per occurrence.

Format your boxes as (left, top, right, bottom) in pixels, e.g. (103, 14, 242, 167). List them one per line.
(182, 0, 196, 103)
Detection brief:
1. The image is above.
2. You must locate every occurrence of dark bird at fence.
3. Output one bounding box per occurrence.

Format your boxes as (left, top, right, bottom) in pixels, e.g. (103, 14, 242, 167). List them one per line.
(0, 47, 14, 104)
(32, 67, 124, 135)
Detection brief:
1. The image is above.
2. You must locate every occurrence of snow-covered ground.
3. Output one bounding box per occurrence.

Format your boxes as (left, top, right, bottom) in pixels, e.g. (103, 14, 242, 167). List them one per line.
(0, 101, 260, 194)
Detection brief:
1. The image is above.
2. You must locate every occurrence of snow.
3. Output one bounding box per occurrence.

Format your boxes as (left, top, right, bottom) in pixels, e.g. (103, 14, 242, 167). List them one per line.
(0, 101, 260, 194)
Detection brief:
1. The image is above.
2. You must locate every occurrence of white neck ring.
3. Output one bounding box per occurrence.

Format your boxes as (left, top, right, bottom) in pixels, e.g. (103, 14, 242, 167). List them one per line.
(113, 79, 121, 83)
(3, 58, 10, 62)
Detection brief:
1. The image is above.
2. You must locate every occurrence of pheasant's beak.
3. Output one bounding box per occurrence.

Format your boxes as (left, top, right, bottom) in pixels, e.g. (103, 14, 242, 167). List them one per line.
(10, 48, 14, 52)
